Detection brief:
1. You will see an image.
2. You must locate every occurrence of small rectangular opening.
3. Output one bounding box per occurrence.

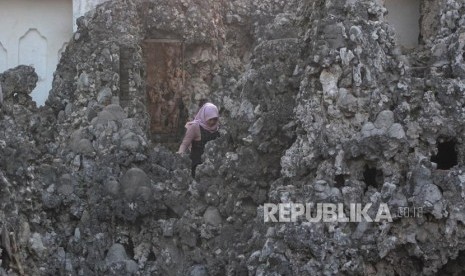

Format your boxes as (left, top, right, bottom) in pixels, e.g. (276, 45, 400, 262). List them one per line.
(431, 138, 458, 170)
(119, 46, 132, 108)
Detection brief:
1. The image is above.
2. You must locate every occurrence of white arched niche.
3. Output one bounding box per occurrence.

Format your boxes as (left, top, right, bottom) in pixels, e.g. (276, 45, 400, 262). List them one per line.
(19, 28, 48, 80)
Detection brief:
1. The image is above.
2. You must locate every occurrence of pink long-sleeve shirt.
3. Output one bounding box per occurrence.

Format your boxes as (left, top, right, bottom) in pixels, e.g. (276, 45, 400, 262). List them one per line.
(178, 123, 201, 153)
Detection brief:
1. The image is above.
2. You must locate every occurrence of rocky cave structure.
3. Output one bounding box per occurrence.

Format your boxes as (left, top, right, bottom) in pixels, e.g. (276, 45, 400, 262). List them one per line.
(1, 0, 465, 275)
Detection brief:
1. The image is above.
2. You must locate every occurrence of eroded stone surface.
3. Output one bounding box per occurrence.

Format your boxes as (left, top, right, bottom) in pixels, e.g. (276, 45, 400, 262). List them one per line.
(1, 0, 465, 275)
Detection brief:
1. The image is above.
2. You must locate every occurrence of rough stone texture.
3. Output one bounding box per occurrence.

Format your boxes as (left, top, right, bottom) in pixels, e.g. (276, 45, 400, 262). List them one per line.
(1, 0, 465, 275)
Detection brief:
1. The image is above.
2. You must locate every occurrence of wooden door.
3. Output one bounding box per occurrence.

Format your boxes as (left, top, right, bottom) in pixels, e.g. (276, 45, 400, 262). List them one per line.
(143, 39, 185, 142)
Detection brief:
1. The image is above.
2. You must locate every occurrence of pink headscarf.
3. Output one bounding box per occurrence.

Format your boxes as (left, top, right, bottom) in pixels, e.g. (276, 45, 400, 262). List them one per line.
(186, 102, 219, 132)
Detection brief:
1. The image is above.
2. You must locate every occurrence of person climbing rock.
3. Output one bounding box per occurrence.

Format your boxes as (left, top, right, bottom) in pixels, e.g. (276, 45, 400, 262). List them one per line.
(177, 102, 220, 177)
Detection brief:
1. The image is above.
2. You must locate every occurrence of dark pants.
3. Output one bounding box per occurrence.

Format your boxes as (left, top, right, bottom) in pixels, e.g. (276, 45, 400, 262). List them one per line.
(191, 163, 199, 178)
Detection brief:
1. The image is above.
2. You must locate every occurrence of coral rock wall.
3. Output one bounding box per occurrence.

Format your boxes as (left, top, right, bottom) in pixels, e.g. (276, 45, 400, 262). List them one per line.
(1, 0, 465, 275)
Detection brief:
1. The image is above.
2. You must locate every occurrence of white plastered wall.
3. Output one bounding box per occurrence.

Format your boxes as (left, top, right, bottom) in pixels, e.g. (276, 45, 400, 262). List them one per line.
(384, 0, 421, 48)
(0, 0, 73, 106)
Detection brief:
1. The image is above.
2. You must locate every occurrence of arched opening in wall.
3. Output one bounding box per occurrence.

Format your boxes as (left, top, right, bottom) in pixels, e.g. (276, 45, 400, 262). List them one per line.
(142, 39, 187, 149)
(384, 0, 421, 49)
(431, 138, 458, 170)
